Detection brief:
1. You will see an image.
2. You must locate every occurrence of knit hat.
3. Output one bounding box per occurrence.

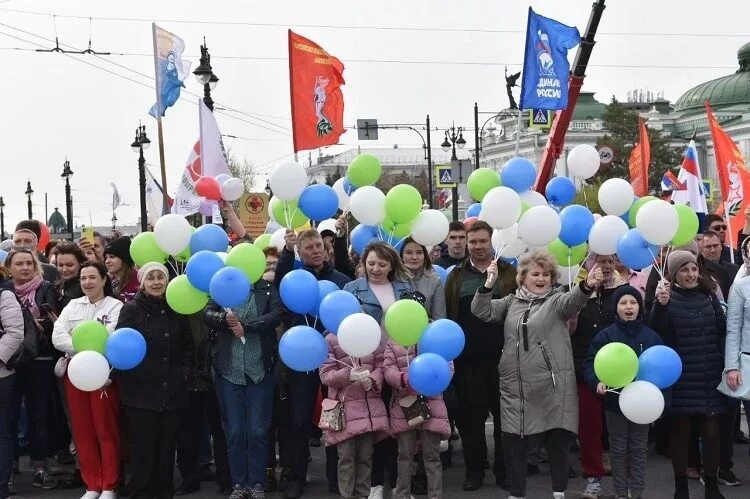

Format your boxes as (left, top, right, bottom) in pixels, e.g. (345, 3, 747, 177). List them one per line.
(666, 250, 697, 283)
(104, 236, 134, 267)
(612, 285, 644, 319)
(137, 261, 169, 283)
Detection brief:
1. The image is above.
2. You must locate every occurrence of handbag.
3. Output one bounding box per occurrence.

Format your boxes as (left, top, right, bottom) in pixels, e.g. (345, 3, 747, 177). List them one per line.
(2, 293, 41, 371)
(717, 352, 750, 400)
(318, 397, 345, 431)
(399, 394, 432, 427)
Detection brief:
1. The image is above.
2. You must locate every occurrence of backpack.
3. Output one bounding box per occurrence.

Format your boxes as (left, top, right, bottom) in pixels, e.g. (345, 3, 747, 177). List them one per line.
(0, 290, 41, 370)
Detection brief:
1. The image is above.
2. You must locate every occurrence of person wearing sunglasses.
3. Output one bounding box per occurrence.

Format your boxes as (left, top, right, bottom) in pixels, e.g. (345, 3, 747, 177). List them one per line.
(706, 214, 742, 264)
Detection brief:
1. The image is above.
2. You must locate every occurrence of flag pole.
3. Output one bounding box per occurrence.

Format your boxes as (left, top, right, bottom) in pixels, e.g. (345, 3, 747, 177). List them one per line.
(288, 30, 300, 162)
(152, 23, 170, 214)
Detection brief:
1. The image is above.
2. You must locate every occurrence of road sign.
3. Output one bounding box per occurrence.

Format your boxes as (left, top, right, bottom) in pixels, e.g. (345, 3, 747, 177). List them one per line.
(703, 179, 713, 201)
(436, 165, 456, 188)
(356, 119, 379, 140)
(529, 108, 552, 129)
(598, 146, 614, 165)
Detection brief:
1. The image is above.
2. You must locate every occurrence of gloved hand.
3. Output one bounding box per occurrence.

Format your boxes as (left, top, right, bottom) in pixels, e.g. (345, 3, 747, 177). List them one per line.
(349, 366, 370, 382)
(359, 376, 373, 391)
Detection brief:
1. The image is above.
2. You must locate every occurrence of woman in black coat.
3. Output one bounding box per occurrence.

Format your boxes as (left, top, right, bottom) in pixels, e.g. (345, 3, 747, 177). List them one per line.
(115, 262, 194, 499)
(648, 251, 727, 499)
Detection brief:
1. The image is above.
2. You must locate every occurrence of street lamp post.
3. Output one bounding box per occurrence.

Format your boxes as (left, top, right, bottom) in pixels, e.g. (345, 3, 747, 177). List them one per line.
(0, 197, 5, 239)
(111, 212, 118, 231)
(61, 159, 74, 240)
(131, 124, 151, 232)
(25, 181, 34, 220)
(441, 123, 466, 222)
(193, 39, 219, 112)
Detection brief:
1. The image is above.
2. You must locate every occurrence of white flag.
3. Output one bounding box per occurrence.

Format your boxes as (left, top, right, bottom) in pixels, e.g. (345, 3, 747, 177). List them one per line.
(173, 140, 202, 216)
(111, 183, 122, 211)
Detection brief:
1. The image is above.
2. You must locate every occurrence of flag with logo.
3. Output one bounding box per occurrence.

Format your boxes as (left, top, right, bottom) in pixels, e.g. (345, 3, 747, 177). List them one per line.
(661, 170, 685, 192)
(519, 8, 581, 111)
(670, 140, 708, 216)
(628, 118, 651, 196)
(149, 24, 191, 118)
(288, 30, 345, 152)
(706, 101, 750, 248)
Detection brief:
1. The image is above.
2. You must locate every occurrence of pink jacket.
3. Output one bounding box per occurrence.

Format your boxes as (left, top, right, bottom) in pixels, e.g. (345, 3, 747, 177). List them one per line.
(319, 334, 389, 447)
(383, 341, 451, 438)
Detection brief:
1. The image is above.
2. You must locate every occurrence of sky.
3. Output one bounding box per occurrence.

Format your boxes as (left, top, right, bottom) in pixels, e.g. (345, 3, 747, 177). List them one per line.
(0, 0, 748, 228)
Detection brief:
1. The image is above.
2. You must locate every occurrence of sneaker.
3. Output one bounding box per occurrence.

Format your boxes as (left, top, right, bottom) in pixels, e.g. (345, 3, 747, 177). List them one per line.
(581, 477, 602, 498)
(80, 492, 101, 499)
(686, 467, 701, 480)
(100, 491, 117, 499)
(229, 485, 248, 499)
(718, 469, 741, 486)
(249, 484, 265, 499)
(33, 469, 59, 489)
(263, 468, 277, 493)
(368, 485, 384, 498)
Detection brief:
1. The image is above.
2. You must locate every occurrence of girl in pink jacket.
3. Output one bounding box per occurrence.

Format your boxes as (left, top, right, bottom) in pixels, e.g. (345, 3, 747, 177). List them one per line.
(319, 333, 389, 499)
(384, 340, 451, 499)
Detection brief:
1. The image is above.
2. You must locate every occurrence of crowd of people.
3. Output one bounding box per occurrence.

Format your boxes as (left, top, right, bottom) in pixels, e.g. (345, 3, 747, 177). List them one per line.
(0, 205, 749, 499)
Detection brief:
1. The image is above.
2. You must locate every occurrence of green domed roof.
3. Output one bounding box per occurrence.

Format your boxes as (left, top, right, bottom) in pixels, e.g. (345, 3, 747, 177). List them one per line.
(673, 42, 750, 112)
(48, 208, 66, 230)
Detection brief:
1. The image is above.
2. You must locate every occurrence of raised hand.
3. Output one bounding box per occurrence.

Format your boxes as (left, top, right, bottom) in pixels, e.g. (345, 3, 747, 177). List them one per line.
(656, 279, 671, 305)
(485, 260, 498, 288)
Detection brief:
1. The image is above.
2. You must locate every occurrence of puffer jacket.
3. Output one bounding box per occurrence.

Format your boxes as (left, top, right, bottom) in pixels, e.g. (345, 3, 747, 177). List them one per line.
(319, 333, 388, 447)
(472, 282, 592, 437)
(383, 340, 450, 437)
(410, 270, 446, 320)
(648, 285, 728, 416)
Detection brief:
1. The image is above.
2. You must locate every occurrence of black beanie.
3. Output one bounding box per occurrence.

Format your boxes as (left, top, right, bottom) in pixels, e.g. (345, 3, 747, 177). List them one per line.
(612, 285, 644, 318)
(104, 236, 134, 267)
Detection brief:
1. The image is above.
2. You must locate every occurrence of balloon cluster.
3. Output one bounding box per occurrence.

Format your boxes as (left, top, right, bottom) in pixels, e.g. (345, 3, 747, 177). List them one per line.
(594, 343, 682, 424)
(195, 173, 247, 215)
(68, 321, 147, 391)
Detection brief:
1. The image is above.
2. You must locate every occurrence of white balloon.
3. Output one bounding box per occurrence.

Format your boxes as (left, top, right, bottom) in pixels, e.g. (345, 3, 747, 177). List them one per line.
(411, 210, 450, 246)
(519, 189, 548, 207)
(270, 160, 307, 201)
(559, 265, 581, 285)
(618, 380, 665, 424)
(332, 178, 351, 212)
(492, 225, 528, 258)
(349, 186, 385, 226)
(317, 218, 338, 236)
(154, 214, 193, 256)
(337, 313, 381, 358)
(266, 220, 282, 234)
(598, 178, 635, 216)
(216, 251, 229, 263)
(568, 144, 601, 179)
(68, 351, 111, 392)
(221, 177, 245, 202)
(480, 187, 522, 229)
(588, 215, 629, 255)
(215, 173, 231, 186)
(636, 199, 679, 246)
(268, 196, 278, 223)
(517, 205, 561, 247)
(270, 228, 287, 252)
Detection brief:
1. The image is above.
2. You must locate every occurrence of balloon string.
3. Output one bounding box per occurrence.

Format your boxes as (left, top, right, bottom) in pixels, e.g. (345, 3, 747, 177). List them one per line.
(606, 388, 621, 394)
(567, 251, 573, 290)
(332, 357, 354, 368)
(167, 260, 179, 277)
(647, 247, 666, 281)
(304, 315, 310, 327)
(312, 316, 318, 330)
(283, 204, 292, 229)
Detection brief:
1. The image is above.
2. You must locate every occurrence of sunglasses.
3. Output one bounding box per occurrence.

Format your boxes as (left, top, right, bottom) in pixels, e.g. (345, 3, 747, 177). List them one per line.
(711, 224, 728, 231)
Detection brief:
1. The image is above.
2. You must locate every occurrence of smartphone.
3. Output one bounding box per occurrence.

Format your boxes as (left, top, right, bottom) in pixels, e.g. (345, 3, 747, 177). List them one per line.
(82, 227, 95, 244)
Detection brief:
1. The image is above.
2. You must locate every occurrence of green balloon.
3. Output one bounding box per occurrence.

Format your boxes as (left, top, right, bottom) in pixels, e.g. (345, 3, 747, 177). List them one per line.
(271, 197, 310, 229)
(130, 232, 168, 267)
(72, 321, 109, 354)
(254, 233, 272, 250)
(467, 168, 501, 202)
(384, 299, 429, 347)
(594, 342, 639, 388)
(226, 243, 266, 283)
(347, 153, 382, 187)
(548, 239, 588, 266)
(166, 275, 209, 315)
(174, 247, 191, 263)
(628, 196, 657, 228)
(385, 184, 422, 224)
(382, 217, 412, 239)
(671, 204, 700, 247)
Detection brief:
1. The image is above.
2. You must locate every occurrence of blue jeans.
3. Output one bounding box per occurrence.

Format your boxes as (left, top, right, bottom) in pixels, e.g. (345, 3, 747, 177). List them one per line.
(0, 375, 20, 499)
(214, 372, 274, 488)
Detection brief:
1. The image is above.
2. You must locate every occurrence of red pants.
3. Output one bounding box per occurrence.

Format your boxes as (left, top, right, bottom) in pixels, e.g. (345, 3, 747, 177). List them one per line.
(577, 381, 604, 478)
(65, 377, 121, 491)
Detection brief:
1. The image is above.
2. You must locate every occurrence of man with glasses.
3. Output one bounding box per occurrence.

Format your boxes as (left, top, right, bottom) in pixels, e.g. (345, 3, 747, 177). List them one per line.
(706, 214, 742, 264)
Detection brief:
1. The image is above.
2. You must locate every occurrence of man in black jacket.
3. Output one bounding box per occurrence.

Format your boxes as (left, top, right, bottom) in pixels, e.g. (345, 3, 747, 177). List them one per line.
(275, 229, 350, 499)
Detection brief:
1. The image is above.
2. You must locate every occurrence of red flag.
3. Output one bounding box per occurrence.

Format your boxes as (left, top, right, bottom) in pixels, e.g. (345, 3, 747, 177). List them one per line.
(628, 118, 650, 196)
(288, 30, 345, 152)
(706, 101, 750, 247)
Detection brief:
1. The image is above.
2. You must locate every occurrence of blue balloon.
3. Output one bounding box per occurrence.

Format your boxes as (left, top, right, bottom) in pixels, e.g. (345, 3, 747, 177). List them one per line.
(279, 325, 329, 372)
(636, 345, 682, 389)
(209, 267, 252, 308)
(316, 280, 340, 316)
(446, 264, 456, 275)
(343, 178, 357, 195)
(616, 229, 658, 270)
(190, 224, 229, 254)
(466, 203, 482, 218)
(299, 184, 339, 221)
(408, 353, 453, 397)
(351, 224, 379, 255)
(545, 176, 576, 206)
(186, 250, 226, 293)
(418, 319, 465, 361)
(501, 157, 537, 193)
(559, 204, 594, 246)
(105, 327, 147, 370)
(319, 290, 361, 334)
(432, 265, 447, 284)
(293, 259, 304, 270)
(280, 269, 319, 314)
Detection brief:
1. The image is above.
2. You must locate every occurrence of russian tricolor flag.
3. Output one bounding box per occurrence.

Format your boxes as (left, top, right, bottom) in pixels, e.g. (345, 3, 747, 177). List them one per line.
(671, 140, 708, 215)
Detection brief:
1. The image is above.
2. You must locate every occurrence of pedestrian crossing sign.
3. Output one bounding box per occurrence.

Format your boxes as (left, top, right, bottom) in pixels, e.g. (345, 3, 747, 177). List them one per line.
(529, 108, 552, 129)
(436, 165, 456, 188)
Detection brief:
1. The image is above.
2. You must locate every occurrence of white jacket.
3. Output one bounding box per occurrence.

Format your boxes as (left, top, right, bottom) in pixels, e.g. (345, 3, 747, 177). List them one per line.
(52, 296, 123, 356)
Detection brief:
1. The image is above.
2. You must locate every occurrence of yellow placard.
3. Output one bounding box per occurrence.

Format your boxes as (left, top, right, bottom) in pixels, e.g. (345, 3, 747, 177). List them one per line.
(237, 192, 270, 239)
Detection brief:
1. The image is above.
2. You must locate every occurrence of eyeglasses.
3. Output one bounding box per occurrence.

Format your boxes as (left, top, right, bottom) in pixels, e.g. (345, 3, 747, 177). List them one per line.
(710, 224, 728, 231)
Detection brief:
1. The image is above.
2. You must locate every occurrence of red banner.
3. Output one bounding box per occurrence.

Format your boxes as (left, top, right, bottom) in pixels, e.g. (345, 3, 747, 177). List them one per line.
(628, 118, 650, 196)
(288, 30, 345, 152)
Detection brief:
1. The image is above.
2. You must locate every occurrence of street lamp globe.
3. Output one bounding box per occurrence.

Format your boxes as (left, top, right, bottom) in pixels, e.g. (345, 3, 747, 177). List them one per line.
(441, 137, 451, 153)
(194, 66, 211, 86)
(131, 133, 141, 154)
(209, 73, 219, 91)
(456, 132, 467, 149)
(140, 135, 151, 149)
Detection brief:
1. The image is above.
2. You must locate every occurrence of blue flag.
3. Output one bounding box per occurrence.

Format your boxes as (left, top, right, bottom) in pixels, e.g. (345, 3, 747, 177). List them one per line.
(149, 24, 191, 118)
(519, 8, 580, 111)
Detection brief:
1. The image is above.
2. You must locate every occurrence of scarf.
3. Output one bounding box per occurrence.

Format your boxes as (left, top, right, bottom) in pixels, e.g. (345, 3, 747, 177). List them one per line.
(515, 285, 554, 302)
(15, 275, 43, 317)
